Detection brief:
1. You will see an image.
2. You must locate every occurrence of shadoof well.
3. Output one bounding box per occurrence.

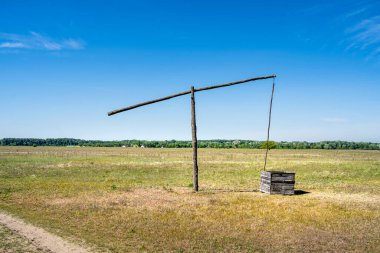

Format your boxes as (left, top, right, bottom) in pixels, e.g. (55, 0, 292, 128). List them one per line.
(107, 75, 295, 194)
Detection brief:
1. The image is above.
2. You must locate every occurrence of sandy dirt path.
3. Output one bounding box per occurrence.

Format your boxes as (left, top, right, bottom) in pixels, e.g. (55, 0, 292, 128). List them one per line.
(0, 212, 91, 253)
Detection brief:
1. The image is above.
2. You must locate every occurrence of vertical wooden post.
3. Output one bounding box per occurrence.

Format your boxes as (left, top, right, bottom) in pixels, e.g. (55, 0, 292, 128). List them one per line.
(191, 86, 199, 192)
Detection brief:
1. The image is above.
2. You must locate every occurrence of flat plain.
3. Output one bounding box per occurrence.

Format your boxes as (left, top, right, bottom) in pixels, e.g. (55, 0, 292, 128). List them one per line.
(0, 146, 379, 252)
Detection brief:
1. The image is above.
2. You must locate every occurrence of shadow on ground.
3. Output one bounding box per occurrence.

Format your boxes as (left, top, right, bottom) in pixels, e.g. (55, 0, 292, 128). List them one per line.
(201, 189, 310, 195)
(201, 189, 260, 193)
(294, 190, 310, 195)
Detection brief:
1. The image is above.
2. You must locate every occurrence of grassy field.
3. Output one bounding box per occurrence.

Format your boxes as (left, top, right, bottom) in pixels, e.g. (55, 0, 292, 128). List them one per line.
(0, 146, 379, 252)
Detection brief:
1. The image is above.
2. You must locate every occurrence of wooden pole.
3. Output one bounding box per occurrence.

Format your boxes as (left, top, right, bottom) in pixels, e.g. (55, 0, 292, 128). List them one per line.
(108, 90, 190, 116)
(107, 75, 276, 116)
(107, 75, 277, 192)
(191, 86, 199, 192)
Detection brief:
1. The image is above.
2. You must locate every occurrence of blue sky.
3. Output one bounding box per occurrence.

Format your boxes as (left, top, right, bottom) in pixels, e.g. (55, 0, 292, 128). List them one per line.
(1, 0, 379, 142)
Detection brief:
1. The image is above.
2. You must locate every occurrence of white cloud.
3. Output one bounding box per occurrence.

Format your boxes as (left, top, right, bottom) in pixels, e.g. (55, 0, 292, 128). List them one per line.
(344, 7, 368, 19)
(321, 118, 347, 123)
(0, 31, 85, 51)
(62, 39, 85, 49)
(0, 42, 27, 48)
(346, 15, 380, 57)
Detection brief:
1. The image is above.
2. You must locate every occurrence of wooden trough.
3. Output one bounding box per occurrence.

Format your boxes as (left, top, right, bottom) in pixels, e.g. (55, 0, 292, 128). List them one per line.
(260, 171, 295, 195)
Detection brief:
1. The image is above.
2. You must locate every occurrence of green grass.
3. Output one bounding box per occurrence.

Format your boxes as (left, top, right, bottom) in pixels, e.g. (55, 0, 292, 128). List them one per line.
(0, 147, 379, 252)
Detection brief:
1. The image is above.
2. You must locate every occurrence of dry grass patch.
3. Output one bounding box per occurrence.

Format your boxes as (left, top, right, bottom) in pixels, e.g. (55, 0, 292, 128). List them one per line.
(0, 223, 51, 253)
(48, 188, 214, 211)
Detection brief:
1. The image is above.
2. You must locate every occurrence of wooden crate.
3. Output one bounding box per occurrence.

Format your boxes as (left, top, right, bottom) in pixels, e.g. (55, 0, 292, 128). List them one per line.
(260, 171, 295, 195)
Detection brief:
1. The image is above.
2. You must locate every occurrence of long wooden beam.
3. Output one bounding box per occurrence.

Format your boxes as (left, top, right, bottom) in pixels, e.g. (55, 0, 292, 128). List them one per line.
(107, 74, 276, 116)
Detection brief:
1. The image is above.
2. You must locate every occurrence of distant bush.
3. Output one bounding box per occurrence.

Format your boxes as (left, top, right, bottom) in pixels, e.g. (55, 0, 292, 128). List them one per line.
(261, 141, 277, 149)
(0, 138, 379, 150)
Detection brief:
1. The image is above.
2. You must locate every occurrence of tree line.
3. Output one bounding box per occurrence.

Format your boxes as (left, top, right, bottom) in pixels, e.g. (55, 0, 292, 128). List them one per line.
(1, 138, 379, 150)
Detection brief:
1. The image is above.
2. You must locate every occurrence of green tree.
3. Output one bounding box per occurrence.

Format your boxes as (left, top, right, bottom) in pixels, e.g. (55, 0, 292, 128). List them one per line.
(261, 141, 277, 149)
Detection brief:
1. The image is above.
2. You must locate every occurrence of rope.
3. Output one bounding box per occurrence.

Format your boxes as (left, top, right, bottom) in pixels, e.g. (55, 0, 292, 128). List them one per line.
(263, 77, 275, 171)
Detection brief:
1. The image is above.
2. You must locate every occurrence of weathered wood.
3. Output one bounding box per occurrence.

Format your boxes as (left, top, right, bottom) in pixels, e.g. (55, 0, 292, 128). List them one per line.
(195, 75, 276, 93)
(191, 86, 199, 192)
(107, 75, 276, 116)
(107, 74, 277, 193)
(107, 90, 190, 116)
(260, 171, 295, 195)
(261, 171, 295, 182)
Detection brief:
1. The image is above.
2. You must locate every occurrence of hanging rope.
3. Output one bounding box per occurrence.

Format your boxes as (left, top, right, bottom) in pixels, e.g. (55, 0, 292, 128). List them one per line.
(263, 77, 275, 171)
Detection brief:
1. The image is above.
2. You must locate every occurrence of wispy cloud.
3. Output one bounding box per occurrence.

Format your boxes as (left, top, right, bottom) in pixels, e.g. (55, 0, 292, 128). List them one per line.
(294, 2, 336, 15)
(294, 1, 380, 61)
(345, 15, 380, 59)
(0, 42, 27, 48)
(0, 31, 85, 51)
(321, 118, 347, 123)
(344, 7, 369, 19)
(348, 16, 380, 47)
